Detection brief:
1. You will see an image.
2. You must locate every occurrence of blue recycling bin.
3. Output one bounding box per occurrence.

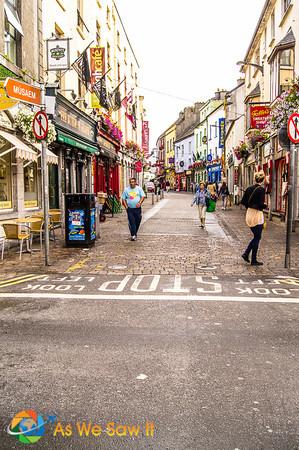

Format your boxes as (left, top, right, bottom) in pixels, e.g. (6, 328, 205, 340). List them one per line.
(65, 193, 96, 248)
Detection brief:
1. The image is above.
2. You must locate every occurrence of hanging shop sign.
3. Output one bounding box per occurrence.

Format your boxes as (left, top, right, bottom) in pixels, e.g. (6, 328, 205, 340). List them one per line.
(218, 118, 225, 148)
(142, 121, 149, 156)
(207, 153, 213, 162)
(202, 136, 208, 144)
(4, 78, 41, 106)
(46, 38, 70, 71)
(0, 81, 18, 110)
(90, 47, 105, 108)
(135, 160, 143, 173)
(250, 105, 271, 130)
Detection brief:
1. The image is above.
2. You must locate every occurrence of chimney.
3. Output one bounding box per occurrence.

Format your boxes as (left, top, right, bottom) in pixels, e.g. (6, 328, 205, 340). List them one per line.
(214, 89, 220, 100)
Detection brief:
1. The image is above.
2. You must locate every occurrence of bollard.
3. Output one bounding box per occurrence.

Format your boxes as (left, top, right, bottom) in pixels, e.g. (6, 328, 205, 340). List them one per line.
(156, 193, 159, 202)
(152, 193, 154, 205)
(161, 190, 164, 199)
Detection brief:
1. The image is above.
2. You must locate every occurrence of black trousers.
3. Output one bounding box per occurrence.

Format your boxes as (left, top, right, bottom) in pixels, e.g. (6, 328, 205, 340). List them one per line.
(245, 224, 263, 262)
(127, 207, 142, 236)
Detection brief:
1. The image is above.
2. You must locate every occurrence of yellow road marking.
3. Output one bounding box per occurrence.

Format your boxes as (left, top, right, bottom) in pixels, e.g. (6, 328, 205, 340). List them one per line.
(0, 274, 40, 286)
(67, 257, 89, 273)
(0, 274, 45, 289)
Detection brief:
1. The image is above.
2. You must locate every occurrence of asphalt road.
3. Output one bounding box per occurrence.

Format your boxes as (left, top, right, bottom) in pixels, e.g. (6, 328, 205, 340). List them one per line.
(0, 273, 299, 449)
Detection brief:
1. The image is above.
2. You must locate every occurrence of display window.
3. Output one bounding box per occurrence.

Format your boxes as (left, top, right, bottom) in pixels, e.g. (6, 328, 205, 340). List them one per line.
(24, 161, 38, 208)
(0, 152, 12, 209)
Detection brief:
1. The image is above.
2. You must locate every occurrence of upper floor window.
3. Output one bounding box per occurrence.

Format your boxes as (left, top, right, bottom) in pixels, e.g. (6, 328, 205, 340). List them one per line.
(270, 47, 294, 100)
(131, 63, 134, 78)
(189, 141, 192, 154)
(124, 47, 127, 64)
(96, 20, 101, 45)
(106, 6, 111, 26)
(107, 42, 111, 68)
(282, 0, 291, 15)
(271, 11, 275, 41)
(263, 28, 267, 56)
(181, 144, 184, 156)
(4, 0, 23, 65)
(214, 121, 218, 138)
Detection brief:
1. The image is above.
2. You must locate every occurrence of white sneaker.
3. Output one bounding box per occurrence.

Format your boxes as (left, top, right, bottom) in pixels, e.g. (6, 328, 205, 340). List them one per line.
(131, 235, 137, 241)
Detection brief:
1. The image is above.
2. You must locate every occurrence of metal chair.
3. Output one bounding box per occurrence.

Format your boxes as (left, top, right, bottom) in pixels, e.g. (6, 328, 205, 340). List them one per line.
(2, 224, 31, 260)
(49, 211, 62, 237)
(32, 214, 56, 242)
(29, 218, 45, 252)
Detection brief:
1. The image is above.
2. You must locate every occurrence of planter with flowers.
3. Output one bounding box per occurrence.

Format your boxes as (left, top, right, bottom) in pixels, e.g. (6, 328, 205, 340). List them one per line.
(99, 115, 123, 142)
(247, 129, 269, 149)
(14, 110, 56, 144)
(233, 141, 249, 161)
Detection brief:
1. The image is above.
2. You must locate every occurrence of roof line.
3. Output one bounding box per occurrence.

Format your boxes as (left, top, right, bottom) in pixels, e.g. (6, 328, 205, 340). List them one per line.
(113, 0, 140, 68)
(244, 0, 271, 61)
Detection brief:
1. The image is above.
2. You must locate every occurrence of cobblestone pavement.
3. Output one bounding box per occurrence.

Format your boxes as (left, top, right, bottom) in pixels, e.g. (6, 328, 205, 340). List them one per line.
(0, 192, 298, 279)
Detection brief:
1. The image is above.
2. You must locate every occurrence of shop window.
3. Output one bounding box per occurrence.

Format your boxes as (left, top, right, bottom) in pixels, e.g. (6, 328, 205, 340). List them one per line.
(0, 153, 12, 209)
(24, 162, 38, 208)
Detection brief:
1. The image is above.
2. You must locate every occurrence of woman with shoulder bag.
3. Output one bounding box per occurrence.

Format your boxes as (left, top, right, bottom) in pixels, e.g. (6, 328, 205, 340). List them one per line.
(240, 171, 267, 266)
(191, 182, 210, 228)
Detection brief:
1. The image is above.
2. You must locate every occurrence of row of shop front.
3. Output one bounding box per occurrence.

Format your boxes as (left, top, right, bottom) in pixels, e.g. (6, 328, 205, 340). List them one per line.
(162, 163, 223, 192)
(0, 93, 141, 220)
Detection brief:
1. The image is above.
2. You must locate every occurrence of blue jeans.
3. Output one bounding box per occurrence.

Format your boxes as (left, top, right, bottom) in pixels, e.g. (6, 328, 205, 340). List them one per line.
(127, 207, 142, 236)
(245, 224, 263, 263)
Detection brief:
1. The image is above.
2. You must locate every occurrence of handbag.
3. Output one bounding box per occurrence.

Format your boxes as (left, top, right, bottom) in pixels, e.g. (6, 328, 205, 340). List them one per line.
(246, 208, 264, 228)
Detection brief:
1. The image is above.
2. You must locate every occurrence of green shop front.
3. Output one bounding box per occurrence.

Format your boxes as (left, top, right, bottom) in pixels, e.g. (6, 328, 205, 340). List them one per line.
(51, 95, 98, 207)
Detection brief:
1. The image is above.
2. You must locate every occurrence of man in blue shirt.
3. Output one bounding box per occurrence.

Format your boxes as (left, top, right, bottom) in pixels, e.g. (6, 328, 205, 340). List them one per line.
(122, 177, 145, 241)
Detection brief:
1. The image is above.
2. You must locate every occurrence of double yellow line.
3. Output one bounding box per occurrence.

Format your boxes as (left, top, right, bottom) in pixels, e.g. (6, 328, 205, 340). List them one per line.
(0, 274, 44, 289)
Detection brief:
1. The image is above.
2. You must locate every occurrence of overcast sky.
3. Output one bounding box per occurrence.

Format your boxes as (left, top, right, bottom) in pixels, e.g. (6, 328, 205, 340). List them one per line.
(116, 0, 265, 149)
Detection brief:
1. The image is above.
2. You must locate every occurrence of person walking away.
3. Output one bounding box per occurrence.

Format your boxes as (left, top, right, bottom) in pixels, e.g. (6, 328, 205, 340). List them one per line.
(219, 181, 229, 210)
(191, 182, 210, 228)
(122, 178, 145, 241)
(240, 171, 267, 266)
(166, 180, 170, 192)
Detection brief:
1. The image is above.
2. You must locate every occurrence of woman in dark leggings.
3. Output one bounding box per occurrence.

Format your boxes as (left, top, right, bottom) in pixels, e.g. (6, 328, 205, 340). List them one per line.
(241, 172, 267, 266)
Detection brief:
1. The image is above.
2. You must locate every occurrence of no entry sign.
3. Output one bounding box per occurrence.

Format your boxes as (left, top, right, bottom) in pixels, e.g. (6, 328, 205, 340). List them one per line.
(287, 112, 299, 144)
(33, 111, 48, 140)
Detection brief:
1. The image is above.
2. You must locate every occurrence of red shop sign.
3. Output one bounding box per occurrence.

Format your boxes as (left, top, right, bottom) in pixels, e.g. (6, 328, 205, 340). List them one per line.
(250, 105, 271, 130)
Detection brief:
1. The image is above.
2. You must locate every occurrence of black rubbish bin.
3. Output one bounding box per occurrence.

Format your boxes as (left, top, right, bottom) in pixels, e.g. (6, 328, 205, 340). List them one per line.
(65, 193, 96, 248)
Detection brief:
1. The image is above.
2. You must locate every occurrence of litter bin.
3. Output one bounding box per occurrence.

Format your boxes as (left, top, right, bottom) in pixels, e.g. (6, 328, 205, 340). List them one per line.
(65, 193, 96, 248)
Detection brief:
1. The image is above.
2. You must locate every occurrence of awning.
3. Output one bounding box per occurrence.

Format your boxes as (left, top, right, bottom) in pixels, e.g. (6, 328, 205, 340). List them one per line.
(0, 129, 37, 162)
(4, 1, 24, 36)
(33, 143, 59, 165)
(57, 130, 98, 154)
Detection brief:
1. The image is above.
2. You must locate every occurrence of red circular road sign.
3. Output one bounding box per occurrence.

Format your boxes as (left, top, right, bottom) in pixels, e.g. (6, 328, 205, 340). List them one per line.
(32, 111, 48, 140)
(287, 112, 299, 144)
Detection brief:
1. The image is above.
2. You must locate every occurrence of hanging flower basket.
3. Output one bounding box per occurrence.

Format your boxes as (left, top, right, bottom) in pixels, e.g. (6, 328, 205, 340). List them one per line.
(270, 78, 299, 130)
(234, 141, 249, 161)
(14, 110, 56, 145)
(247, 130, 269, 149)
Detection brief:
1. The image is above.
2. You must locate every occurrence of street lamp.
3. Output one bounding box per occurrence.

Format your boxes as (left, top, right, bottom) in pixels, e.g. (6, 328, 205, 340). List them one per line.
(237, 61, 264, 75)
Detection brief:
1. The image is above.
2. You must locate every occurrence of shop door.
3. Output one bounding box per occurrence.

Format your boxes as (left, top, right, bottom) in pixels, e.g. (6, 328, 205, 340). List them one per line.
(276, 158, 287, 213)
(48, 165, 59, 209)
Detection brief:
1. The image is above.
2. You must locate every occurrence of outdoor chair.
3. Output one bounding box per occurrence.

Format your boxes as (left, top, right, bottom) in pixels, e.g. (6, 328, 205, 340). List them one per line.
(2, 224, 31, 260)
(32, 214, 56, 242)
(29, 218, 45, 252)
(49, 211, 62, 237)
(0, 226, 5, 260)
